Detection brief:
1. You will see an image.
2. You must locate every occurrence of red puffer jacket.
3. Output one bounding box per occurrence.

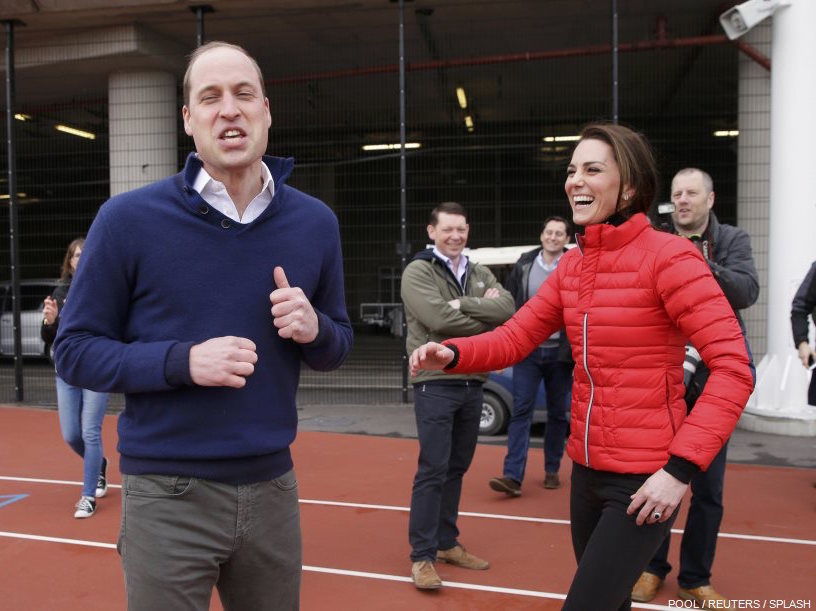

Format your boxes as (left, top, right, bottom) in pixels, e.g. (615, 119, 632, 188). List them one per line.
(447, 214, 754, 474)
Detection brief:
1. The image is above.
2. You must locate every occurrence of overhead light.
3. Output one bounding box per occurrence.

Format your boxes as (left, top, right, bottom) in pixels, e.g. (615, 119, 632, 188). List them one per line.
(14, 113, 32, 121)
(713, 130, 739, 137)
(0, 193, 27, 199)
(55, 124, 96, 140)
(456, 87, 468, 110)
(361, 142, 421, 151)
(542, 135, 580, 142)
(464, 116, 474, 132)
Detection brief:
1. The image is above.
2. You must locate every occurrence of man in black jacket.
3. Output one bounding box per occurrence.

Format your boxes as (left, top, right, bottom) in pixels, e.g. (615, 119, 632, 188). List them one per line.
(791, 261, 816, 405)
(488, 216, 573, 496)
(633, 168, 759, 607)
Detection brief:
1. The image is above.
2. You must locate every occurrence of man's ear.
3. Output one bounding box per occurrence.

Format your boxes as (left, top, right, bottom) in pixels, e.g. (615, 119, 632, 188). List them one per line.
(182, 106, 193, 136)
(707, 191, 715, 210)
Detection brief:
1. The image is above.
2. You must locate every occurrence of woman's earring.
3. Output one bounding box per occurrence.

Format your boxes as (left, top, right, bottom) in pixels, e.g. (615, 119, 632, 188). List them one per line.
(623, 193, 630, 201)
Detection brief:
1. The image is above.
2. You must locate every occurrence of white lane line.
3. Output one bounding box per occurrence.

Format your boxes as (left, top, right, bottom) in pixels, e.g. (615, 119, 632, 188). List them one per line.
(3, 475, 815, 547)
(0, 475, 123, 489)
(0, 530, 674, 609)
(0, 530, 116, 549)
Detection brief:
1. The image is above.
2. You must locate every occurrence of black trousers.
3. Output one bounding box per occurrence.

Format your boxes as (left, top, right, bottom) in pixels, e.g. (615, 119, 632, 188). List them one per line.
(408, 380, 482, 562)
(646, 442, 727, 588)
(563, 463, 677, 611)
(809, 372, 816, 406)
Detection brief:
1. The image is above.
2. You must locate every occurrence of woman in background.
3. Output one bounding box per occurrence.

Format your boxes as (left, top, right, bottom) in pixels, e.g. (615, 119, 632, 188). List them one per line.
(410, 123, 754, 610)
(42, 237, 109, 519)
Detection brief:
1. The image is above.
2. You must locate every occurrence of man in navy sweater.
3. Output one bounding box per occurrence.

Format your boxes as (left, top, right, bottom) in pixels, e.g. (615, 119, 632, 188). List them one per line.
(54, 41, 353, 610)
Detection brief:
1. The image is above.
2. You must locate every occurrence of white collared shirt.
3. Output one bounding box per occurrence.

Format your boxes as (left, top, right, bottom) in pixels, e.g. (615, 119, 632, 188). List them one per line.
(536, 250, 562, 273)
(433, 247, 468, 287)
(192, 160, 275, 224)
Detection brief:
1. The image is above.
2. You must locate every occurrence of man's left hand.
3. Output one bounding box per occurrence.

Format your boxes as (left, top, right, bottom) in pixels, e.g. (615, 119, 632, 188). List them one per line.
(270, 266, 319, 343)
(626, 468, 689, 526)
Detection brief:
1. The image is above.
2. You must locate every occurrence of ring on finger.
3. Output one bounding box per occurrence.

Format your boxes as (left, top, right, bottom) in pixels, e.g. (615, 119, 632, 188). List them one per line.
(652, 510, 662, 521)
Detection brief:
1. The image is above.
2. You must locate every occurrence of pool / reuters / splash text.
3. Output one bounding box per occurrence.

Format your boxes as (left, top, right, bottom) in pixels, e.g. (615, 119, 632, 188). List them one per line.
(668, 600, 811, 609)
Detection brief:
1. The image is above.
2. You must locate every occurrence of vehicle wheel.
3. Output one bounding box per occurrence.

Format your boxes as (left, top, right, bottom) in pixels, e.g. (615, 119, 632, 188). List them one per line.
(481, 391, 509, 436)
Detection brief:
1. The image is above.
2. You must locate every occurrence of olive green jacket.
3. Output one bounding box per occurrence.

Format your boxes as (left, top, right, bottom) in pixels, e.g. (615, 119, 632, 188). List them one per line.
(401, 249, 514, 383)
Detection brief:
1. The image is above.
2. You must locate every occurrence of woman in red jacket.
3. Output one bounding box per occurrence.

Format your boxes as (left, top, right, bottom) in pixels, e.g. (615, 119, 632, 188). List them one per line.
(409, 123, 754, 610)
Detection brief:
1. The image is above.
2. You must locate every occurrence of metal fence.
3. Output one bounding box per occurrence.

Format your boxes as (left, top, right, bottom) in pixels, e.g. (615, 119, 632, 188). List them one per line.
(1, 1, 755, 405)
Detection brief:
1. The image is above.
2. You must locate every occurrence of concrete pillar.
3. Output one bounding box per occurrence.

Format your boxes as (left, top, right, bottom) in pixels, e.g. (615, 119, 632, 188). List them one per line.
(737, 21, 771, 361)
(741, 1, 816, 436)
(108, 71, 177, 196)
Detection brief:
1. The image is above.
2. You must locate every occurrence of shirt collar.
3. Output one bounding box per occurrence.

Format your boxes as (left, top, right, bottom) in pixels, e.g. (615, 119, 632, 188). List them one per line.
(191, 159, 276, 201)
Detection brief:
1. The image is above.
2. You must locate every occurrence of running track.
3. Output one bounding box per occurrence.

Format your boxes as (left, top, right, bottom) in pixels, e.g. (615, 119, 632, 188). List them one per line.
(1, 406, 814, 609)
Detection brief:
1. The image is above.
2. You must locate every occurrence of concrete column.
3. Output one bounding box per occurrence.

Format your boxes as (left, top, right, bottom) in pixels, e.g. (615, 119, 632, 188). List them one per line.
(741, 1, 816, 436)
(736, 22, 771, 361)
(109, 71, 177, 196)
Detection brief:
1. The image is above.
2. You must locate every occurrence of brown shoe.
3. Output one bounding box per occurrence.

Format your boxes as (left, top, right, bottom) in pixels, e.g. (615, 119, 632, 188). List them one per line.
(489, 476, 521, 497)
(543, 472, 561, 489)
(631, 572, 664, 602)
(677, 584, 727, 608)
(437, 545, 489, 570)
(411, 560, 442, 590)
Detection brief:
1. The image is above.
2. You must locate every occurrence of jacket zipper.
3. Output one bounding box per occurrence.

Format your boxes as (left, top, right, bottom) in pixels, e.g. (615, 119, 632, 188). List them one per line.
(582, 312, 594, 467)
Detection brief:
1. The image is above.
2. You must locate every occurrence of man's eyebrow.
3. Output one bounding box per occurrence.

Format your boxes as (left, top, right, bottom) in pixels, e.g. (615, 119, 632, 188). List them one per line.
(194, 81, 258, 96)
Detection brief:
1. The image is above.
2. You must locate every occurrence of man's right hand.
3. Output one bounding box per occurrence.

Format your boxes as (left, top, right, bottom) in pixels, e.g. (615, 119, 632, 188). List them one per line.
(410, 341, 454, 376)
(798, 341, 815, 369)
(190, 336, 258, 388)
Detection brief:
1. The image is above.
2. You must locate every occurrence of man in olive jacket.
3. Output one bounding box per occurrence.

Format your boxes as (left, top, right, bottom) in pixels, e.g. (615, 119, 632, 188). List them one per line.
(401, 201, 514, 590)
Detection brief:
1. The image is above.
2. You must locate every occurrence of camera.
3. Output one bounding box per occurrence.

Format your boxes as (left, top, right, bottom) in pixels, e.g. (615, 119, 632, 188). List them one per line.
(719, 0, 791, 40)
(649, 202, 676, 234)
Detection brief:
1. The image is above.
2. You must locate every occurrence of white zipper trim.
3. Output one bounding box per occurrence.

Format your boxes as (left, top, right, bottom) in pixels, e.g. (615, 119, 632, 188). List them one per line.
(582, 312, 594, 467)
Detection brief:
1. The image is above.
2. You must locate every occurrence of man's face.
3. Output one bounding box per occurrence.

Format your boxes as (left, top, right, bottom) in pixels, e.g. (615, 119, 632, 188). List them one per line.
(182, 47, 271, 180)
(540, 220, 569, 256)
(427, 212, 469, 260)
(671, 171, 714, 234)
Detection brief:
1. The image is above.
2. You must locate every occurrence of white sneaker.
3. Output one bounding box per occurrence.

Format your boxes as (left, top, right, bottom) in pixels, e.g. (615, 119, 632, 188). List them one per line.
(74, 496, 96, 519)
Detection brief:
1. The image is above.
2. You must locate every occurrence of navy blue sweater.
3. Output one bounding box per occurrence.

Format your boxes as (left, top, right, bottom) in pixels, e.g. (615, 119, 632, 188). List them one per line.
(54, 154, 353, 484)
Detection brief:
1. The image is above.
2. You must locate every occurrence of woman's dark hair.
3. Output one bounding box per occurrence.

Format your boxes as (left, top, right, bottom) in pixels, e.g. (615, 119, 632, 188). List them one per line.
(577, 123, 658, 217)
(60, 237, 85, 281)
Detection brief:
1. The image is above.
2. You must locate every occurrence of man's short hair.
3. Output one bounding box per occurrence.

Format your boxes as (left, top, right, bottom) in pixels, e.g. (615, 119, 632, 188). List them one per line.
(542, 215, 571, 235)
(673, 168, 714, 194)
(429, 202, 467, 226)
(183, 41, 267, 107)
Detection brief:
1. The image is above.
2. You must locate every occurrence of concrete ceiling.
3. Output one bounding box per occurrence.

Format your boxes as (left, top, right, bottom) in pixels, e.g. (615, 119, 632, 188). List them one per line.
(0, 1, 742, 138)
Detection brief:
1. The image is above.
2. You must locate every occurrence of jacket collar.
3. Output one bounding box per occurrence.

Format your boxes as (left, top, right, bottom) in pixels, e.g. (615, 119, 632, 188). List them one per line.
(575, 212, 651, 254)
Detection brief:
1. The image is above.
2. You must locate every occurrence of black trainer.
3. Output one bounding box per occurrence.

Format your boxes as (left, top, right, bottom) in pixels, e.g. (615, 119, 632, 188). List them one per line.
(95, 457, 108, 498)
(74, 496, 96, 519)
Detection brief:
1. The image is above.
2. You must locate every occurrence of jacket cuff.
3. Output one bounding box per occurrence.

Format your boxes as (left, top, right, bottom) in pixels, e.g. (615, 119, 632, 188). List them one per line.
(165, 341, 195, 387)
(443, 342, 460, 370)
(663, 455, 700, 484)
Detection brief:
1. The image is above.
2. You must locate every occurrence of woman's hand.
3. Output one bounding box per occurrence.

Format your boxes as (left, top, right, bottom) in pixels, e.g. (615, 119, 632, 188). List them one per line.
(409, 342, 454, 377)
(626, 468, 689, 526)
(43, 296, 58, 325)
